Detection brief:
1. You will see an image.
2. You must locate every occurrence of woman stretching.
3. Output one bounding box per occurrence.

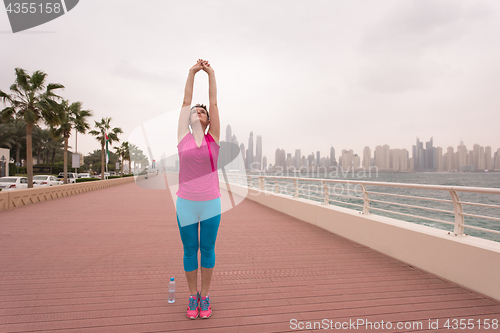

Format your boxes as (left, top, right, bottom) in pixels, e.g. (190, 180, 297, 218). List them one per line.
(176, 59, 221, 319)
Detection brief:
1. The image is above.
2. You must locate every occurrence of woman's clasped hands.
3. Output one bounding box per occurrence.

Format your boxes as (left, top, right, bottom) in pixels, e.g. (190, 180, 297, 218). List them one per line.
(190, 59, 214, 75)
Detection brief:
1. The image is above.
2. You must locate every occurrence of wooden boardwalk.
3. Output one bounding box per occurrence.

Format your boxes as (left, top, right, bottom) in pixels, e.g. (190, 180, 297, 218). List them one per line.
(0, 181, 499, 332)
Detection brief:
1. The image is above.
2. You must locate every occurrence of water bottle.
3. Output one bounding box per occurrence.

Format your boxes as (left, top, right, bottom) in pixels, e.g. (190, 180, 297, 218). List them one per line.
(168, 277, 175, 303)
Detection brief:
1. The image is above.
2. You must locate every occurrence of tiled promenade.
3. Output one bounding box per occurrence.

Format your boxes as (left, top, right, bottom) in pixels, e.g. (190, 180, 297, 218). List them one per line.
(1, 180, 500, 332)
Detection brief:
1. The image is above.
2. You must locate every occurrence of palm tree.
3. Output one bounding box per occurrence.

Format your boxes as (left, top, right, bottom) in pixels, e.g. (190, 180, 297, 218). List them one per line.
(114, 141, 129, 177)
(128, 143, 149, 174)
(128, 143, 139, 173)
(0, 68, 64, 187)
(124, 142, 131, 174)
(32, 126, 51, 165)
(51, 100, 92, 184)
(46, 135, 64, 166)
(0, 123, 15, 149)
(9, 120, 27, 172)
(89, 117, 122, 180)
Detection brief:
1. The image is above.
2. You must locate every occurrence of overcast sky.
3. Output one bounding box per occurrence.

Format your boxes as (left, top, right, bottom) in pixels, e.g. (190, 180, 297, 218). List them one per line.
(1, 0, 499, 165)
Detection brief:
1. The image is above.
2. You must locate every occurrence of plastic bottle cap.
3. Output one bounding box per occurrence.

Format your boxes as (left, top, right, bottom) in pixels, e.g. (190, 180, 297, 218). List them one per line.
(170, 277, 174, 281)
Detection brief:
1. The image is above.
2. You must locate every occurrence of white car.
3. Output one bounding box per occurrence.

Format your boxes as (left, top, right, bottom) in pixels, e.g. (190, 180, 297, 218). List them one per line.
(78, 173, 92, 178)
(0, 176, 29, 191)
(57, 172, 78, 184)
(33, 175, 62, 187)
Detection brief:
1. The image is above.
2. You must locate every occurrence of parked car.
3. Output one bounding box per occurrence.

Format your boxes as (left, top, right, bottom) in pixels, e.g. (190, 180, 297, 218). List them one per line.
(33, 175, 61, 187)
(0, 176, 29, 191)
(78, 173, 92, 179)
(57, 172, 78, 184)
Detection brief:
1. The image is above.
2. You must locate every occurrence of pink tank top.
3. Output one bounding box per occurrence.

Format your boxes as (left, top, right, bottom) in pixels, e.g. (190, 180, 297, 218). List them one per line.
(176, 132, 221, 201)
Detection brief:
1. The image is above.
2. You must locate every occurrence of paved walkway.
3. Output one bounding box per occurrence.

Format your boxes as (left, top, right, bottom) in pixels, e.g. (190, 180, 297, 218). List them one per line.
(1, 181, 499, 332)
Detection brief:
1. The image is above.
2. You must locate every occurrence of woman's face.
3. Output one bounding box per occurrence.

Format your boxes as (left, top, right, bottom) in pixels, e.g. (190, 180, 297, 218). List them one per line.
(190, 107, 209, 126)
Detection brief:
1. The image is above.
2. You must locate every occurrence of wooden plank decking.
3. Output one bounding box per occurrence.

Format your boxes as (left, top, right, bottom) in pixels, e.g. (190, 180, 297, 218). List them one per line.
(0, 181, 499, 332)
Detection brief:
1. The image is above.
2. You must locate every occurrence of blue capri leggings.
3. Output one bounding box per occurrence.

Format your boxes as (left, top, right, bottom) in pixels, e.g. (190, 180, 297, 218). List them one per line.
(176, 197, 221, 272)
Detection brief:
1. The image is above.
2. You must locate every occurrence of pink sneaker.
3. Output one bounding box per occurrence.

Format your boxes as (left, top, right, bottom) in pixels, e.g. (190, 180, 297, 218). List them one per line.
(186, 293, 200, 319)
(199, 295, 212, 319)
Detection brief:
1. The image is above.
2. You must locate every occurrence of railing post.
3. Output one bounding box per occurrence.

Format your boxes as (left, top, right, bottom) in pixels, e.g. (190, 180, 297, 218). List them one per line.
(449, 190, 465, 236)
(323, 180, 329, 205)
(247, 175, 251, 188)
(360, 184, 370, 214)
(293, 179, 299, 198)
(274, 178, 279, 194)
(258, 176, 264, 191)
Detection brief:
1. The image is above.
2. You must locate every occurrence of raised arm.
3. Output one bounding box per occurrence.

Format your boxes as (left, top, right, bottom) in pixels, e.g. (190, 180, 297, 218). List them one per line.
(178, 60, 203, 143)
(202, 61, 220, 143)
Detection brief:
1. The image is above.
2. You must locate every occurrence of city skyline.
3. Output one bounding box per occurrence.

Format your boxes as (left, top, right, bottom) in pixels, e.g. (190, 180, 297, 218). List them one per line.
(227, 124, 499, 171)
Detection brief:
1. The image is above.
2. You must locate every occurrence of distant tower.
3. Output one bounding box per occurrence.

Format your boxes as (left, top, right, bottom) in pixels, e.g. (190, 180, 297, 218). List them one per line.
(485, 146, 493, 171)
(426, 137, 436, 171)
(262, 156, 267, 171)
(226, 125, 232, 143)
(457, 140, 467, 169)
(295, 149, 301, 168)
(436, 147, 443, 172)
(275, 148, 286, 168)
(330, 146, 337, 166)
(256, 135, 262, 171)
(363, 146, 371, 169)
(247, 132, 254, 170)
(240, 143, 246, 169)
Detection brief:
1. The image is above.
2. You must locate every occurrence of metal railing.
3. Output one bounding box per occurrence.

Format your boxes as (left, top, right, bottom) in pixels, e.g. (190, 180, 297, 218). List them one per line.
(224, 174, 500, 239)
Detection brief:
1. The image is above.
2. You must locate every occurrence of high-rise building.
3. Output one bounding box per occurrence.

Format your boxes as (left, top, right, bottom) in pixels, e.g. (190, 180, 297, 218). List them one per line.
(375, 145, 390, 170)
(307, 152, 315, 170)
(412, 138, 425, 171)
(275, 148, 286, 168)
(287, 153, 292, 167)
(473, 144, 480, 171)
(295, 149, 301, 168)
(262, 156, 267, 171)
(247, 132, 254, 170)
(353, 154, 360, 169)
(444, 147, 455, 171)
(390, 149, 400, 171)
(478, 145, 485, 171)
(330, 146, 337, 167)
(240, 143, 246, 169)
(362, 146, 371, 169)
(400, 149, 408, 172)
(436, 147, 443, 172)
(226, 125, 232, 143)
(383, 145, 390, 170)
(223, 124, 241, 171)
(341, 149, 354, 170)
(485, 146, 492, 171)
(316, 151, 320, 167)
(494, 148, 500, 171)
(426, 137, 436, 171)
(255, 135, 262, 171)
(456, 140, 467, 169)
(389, 149, 408, 172)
